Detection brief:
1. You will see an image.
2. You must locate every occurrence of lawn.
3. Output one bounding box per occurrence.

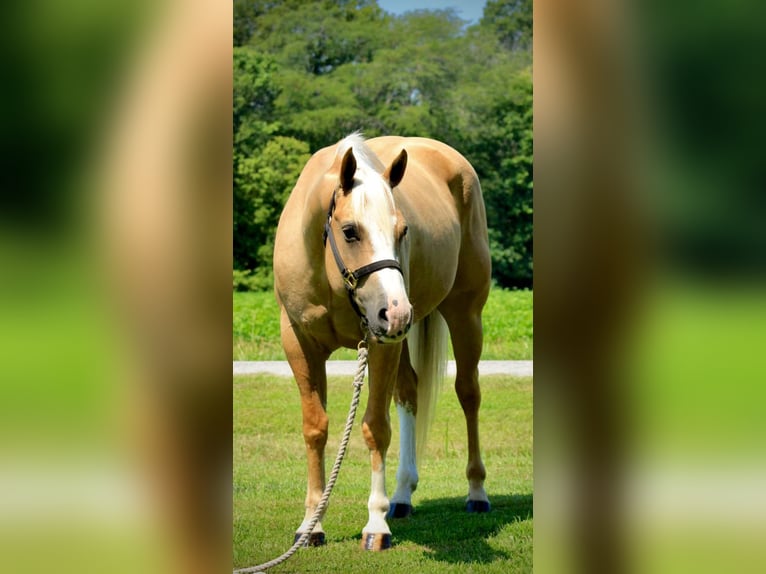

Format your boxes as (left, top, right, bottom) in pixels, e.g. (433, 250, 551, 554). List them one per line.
(233, 373, 533, 572)
(233, 288, 532, 361)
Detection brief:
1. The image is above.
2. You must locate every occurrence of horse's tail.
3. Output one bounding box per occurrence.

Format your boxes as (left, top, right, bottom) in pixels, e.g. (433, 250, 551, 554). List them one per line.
(408, 310, 449, 463)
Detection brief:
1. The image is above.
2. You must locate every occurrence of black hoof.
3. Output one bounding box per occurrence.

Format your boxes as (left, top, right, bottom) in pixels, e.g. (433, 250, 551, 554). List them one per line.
(387, 502, 413, 518)
(361, 532, 392, 551)
(294, 531, 326, 547)
(466, 500, 491, 513)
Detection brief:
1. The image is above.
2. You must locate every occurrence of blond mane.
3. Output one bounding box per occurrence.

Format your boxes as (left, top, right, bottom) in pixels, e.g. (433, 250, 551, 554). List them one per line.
(337, 131, 385, 173)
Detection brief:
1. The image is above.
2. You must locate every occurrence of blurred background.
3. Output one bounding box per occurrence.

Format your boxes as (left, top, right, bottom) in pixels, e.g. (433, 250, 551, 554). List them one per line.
(0, 0, 764, 573)
(0, 1, 231, 573)
(535, 0, 766, 573)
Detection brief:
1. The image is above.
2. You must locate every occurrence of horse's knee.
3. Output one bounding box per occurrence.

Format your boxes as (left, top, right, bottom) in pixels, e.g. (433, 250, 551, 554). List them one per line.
(455, 378, 481, 413)
(303, 428, 327, 450)
(394, 357, 418, 409)
(361, 419, 391, 453)
(302, 415, 328, 449)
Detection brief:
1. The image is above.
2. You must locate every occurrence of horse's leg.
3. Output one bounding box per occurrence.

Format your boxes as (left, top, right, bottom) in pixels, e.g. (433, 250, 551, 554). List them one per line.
(388, 341, 418, 518)
(360, 340, 401, 550)
(280, 307, 331, 545)
(439, 300, 491, 512)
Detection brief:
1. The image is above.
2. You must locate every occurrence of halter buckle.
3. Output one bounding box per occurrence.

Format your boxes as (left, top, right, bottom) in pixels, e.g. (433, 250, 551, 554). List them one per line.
(342, 270, 358, 291)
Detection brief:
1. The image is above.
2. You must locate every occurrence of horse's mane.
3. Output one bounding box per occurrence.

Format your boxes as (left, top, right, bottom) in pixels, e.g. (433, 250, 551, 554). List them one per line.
(336, 132, 385, 174)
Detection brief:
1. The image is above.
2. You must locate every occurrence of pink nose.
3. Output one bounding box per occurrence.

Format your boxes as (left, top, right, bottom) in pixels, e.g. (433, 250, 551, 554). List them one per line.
(378, 299, 412, 337)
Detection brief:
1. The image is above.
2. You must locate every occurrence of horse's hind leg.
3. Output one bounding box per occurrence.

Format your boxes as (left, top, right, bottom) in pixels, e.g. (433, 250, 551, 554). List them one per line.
(439, 298, 491, 512)
(280, 308, 330, 545)
(388, 341, 418, 518)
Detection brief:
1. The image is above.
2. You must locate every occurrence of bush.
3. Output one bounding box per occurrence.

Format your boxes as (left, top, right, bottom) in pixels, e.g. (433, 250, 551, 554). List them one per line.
(233, 268, 274, 292)
(234, 136, 311, 278)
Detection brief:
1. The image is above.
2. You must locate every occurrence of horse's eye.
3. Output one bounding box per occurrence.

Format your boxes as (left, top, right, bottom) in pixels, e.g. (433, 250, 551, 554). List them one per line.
(401, 225, 408, 239)
(342, 225, 360, 242)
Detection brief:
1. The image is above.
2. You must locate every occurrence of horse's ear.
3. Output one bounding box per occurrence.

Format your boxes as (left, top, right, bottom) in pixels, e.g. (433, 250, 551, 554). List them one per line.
(385, 149, 408, 189)
(340, 147, 357, 193)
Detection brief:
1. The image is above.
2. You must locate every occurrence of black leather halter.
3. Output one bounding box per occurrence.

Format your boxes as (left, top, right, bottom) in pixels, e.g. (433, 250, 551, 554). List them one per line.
(322, 189, 403, 322)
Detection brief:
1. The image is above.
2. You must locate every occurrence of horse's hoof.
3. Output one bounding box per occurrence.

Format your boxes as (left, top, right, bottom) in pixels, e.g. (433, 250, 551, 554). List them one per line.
(466, 500, 491, 513)
(361, 532, 392, 551)
(294, 531, 326, 547)
(387, 502, 413, 518)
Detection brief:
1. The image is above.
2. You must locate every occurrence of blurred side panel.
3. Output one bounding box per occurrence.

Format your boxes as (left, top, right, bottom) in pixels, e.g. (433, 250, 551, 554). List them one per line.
(0, 1, 232, 573)
(535, 0, 766, 573)
(534, 0, 646, 571)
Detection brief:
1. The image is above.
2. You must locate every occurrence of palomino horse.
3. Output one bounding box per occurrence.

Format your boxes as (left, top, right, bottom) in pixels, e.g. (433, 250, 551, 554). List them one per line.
(273, 133, 491, 550)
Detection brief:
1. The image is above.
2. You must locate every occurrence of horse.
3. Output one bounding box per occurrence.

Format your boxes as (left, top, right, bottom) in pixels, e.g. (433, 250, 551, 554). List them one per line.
(273, 133, 492, 550)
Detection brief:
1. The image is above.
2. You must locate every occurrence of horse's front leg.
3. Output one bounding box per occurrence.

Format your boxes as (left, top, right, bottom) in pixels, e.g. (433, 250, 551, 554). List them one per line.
(360, 340, 402, 550)
(280, 308, 330, 546)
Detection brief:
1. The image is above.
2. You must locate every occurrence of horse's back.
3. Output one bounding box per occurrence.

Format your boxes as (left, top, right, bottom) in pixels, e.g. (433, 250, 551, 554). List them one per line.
(367, 137, 481, 197)
(368, 136, 488, 245)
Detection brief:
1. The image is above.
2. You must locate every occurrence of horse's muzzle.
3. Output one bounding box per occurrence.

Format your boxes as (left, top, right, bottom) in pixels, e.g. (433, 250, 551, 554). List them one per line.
(369, 301, 413, 343)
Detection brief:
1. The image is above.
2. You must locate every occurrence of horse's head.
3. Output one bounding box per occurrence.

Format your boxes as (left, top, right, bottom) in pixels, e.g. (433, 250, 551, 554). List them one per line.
(325, 144, 413, 343)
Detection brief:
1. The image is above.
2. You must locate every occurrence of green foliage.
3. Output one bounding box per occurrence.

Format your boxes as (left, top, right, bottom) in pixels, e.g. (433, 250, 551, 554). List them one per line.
(235, 136, 310, 272)
(467, 67, 533, 288)
(233, 48, 279, 155)
(481, 0, 532, 52)
(233, 0, 264, 47)
(233, 47, 280, 272)
(233, 1, 533, 289)
(233, 269, 273, 292)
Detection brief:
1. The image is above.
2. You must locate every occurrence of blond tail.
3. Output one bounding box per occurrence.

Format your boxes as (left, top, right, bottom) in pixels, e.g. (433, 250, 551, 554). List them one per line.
(407, 311, 449, 463)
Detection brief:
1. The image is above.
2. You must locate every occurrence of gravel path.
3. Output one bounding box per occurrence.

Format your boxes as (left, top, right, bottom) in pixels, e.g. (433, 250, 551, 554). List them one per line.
(234, 360, 532, 378)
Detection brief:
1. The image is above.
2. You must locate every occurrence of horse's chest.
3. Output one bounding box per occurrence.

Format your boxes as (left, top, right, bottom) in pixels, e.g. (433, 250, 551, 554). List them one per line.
(292, 302, 360, 350)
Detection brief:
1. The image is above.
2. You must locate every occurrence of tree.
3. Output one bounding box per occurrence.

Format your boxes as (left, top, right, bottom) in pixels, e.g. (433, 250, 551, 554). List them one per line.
(233, 0, 262, 47)
(233, 48, 282, 272)
(233, 48, 280, 154)
(473, 69, 533, 288)
(234, 136, 310, 282)
(435, 18, 533, 288)
(233, 1, 534, 290)
(481, 0, 532, 52)
(246, 0, 387, 75)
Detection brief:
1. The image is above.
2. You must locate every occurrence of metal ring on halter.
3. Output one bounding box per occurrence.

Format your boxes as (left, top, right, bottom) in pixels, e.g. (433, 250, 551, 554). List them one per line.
(342, 270, 358, 291)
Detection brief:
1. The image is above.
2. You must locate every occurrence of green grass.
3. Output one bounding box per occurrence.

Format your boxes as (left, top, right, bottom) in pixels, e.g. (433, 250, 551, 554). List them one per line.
(233, 374, 532, 572)
(479, 288, 533, 359)
(233, 288, 532, 361)
(233, 291, 284, 360)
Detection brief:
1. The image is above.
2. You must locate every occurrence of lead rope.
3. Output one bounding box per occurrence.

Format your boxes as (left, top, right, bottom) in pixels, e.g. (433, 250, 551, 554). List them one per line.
(234, 338, 369, 573)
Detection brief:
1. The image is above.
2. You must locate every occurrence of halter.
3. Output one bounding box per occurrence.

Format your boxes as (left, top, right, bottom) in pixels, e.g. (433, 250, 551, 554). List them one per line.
(322, 189, 403, 323)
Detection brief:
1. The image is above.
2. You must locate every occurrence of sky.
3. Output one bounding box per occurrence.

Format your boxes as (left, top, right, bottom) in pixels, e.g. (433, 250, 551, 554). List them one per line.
(376, 0, 487, 25)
